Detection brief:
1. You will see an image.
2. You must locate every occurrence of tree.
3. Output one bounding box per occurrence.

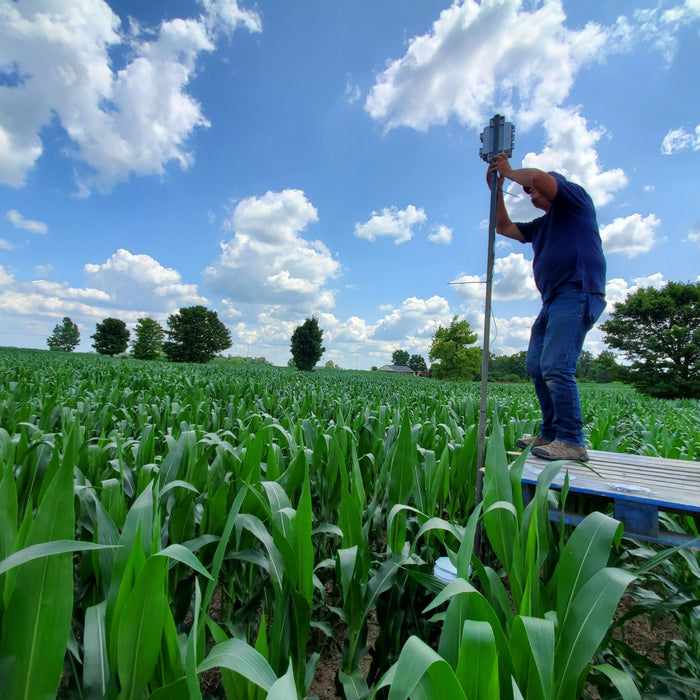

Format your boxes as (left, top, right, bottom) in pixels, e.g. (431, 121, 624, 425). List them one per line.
(290, 317, 325, 371)
(47, 317, 80, 352)
(588, 350, 623, 384)
(392, 349, 410, 366)
(91, 317, 130, 356)
(132, 317, 165, 360)
(408, 354, 427, 374)
(575, 350, 594, 379)
(489, 351, 528, 382)
(429, 316, 481, 381)
(601, 281, 700, 398)
(163, 306, 232, 363)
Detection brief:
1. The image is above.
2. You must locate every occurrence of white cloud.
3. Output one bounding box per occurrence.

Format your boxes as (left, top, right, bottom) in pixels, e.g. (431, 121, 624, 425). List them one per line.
(34, 264, 54, 277)
(686, 222, 700, 246)
(0, 264, 14, 287)
(365, 0, 609, 132)
(85, 248, 208, 309)
(600, 213, 661, 258)
(520, 108, 627, 209)
(0, 238, 13, 250)
(0, 0, 261, 191)
(428, 224, 453, 245)
(204, 189, 340, 311)
(661, 125, 700, 154)
(354, 205, 426, 244)
(6, 209, 48, 234)
(372, 295, 452, 342)
(452, 252, 537, 302)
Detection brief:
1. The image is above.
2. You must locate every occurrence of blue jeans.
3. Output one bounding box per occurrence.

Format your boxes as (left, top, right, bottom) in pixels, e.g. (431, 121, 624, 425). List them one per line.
(525, 290, 606, 446)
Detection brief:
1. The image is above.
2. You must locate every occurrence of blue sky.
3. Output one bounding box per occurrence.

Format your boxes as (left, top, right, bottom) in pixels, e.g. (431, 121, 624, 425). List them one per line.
(1, 0, 699, 369)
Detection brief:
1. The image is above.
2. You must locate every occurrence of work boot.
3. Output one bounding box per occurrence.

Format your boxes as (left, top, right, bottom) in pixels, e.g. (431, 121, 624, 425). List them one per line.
(515, 435, 551, 449)
(532, 440, 589, 462)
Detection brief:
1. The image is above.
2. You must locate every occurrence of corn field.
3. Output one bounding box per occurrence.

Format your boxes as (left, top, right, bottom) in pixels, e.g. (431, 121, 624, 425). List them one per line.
(0, 347, 698, 699)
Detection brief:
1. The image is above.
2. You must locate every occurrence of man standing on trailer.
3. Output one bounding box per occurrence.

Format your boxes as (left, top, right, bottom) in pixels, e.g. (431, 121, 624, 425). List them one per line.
(486, 153, 606, 461)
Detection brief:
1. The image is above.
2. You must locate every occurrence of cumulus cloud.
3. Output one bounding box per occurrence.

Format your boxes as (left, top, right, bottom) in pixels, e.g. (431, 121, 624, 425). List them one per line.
(6, 210, 48, 234)
(372, 295, 452, 342)
(686, 222, 700, 246)
(85, 248, 208, 309)
(661, 125, 700, 154)
(452, 252, 538, 302)
(0, 0, 261, 191)
(428, 224, 453, 245)
(600, 213, 661, 258)
(354, 205, 427, 245)
(204, 189, 340, 312)
(520, 108, 627, 209)
(365, 0, 609, 133)
(0, 239, 13, 250)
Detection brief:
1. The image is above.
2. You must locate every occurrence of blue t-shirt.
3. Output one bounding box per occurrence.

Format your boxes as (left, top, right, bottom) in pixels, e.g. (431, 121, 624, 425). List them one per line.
(515, 175, 606, 302)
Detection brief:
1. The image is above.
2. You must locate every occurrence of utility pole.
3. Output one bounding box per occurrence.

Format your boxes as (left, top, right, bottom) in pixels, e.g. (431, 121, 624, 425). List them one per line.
(474, 114, 515, 552)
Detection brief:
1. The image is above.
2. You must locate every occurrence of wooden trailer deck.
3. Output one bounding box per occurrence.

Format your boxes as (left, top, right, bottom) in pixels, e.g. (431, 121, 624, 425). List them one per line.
(519, 450, 700, 547)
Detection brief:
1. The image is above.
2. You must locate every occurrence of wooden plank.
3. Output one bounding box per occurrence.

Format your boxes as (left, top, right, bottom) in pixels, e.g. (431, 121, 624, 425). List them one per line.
(521, 449, 700, 515)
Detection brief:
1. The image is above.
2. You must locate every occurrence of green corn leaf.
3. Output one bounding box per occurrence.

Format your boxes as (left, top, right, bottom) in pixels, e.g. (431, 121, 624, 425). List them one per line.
(148, 678, 190, 700)
(554, 567, 635, 700)
(0, 540, 119, 577)
(555, 511, 624, 625)
(338, 546, 358, 601)
(0, 462, 18, 563)
(156, 543, 214, 580)
(339, 667, 370, 700)
(266, 659, 298, 700)
(509, 616, 555, 700)
(591, 664, 641, 700)
(116, 555, 168, 700)
(198, 638, 278, 692)
(185, 579, 203, 700)
(83, 602, 110, 700)
(455, 620, 500, 700)
(292, 467, 314, 603)
(385, 635, 467, 700)
(0, 438, 74, 700)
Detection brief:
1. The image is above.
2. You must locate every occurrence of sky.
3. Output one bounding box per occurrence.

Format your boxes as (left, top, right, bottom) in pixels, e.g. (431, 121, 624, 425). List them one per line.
(1, 0, 699, 370)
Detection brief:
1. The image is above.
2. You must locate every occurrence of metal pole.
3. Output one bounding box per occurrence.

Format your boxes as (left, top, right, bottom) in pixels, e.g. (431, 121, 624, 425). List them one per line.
(474, 114, 512, 558)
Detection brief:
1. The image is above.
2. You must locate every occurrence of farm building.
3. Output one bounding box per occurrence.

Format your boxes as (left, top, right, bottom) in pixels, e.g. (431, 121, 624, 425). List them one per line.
(378, 364, 416, 375)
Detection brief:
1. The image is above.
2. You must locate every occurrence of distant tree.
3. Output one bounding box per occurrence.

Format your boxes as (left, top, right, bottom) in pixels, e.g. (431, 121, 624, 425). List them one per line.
(132, 317, 164, 360)
(91, 317, 130, 356)
(290, 317, 325, 371)
(575, 350, 594, 379)
(47, 317, 80, 352)
(429, 316, 481, 381)
(163, 305, 232, 363)
(408, 354, 427, 374)
(392, 349, 410, 366)
(489, 350, 528, 381)
(588, 350, 622, 384)
(601, 281, 700, 398)
(324, 360, 342, 369)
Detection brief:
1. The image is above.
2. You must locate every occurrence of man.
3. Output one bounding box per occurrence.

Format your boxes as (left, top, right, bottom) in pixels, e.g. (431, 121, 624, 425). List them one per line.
(486, 153, 606, 461)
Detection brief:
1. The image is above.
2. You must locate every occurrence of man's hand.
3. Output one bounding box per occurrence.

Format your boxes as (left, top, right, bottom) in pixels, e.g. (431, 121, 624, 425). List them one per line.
(486, 153, 508, 189)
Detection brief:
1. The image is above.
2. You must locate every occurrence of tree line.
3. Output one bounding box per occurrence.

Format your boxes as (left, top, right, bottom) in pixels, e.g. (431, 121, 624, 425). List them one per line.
(45, 281, 700, 398)
(47, 306, 232, 363)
